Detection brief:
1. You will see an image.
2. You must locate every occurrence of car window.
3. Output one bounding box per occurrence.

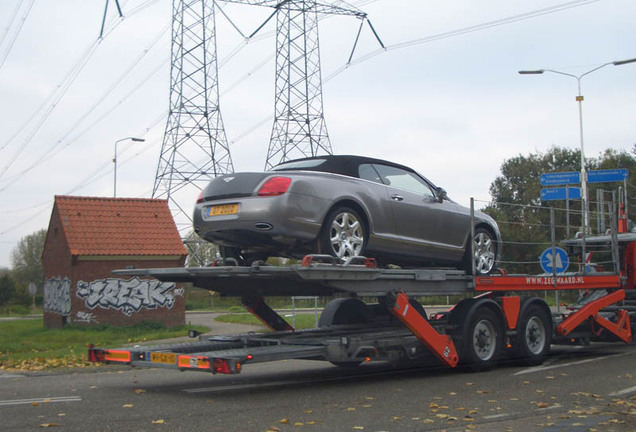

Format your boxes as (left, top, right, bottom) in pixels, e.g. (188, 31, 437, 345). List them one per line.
(372, 164, 435, 198)
(358, 164, 383, 184)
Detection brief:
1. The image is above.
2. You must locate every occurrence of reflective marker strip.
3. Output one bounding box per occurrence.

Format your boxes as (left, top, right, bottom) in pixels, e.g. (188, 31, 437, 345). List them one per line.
(104, 350, 131, 362)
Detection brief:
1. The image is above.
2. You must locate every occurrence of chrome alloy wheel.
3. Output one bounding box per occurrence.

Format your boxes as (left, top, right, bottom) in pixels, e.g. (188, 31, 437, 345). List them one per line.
(474, 230, 496, 275)
(329, 211, 364, 259)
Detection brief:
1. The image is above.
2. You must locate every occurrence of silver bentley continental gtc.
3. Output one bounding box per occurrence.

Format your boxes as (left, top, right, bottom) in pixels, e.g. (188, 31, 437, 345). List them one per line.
(193, 155, 501, 275)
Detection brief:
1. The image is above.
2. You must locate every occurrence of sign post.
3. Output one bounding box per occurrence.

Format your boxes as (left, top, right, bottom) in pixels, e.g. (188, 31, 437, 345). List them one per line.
(28, 282, 37, 312)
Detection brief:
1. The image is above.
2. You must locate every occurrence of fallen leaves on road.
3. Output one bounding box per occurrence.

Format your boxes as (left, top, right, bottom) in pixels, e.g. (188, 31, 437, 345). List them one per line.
(571, 391, 601, 398)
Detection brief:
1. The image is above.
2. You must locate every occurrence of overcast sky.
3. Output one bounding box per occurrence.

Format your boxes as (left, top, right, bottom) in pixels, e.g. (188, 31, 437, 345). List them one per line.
(0, 0, 634, 269)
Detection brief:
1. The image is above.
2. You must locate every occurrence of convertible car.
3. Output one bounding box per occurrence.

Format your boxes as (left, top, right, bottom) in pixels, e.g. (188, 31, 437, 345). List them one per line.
(193, 155, 501, 275)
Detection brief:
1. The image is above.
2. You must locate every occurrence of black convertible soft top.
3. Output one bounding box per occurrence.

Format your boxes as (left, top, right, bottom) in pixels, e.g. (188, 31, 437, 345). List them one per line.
(271, 155, 416, 178)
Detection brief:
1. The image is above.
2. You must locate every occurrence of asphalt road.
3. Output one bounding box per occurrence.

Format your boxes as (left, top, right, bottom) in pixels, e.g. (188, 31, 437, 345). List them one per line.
(2, 341, 636, 432)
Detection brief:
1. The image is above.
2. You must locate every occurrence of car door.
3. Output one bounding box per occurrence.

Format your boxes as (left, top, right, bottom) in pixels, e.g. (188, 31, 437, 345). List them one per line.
(356, 163, 402, 252)
(371, 164, 469, 261)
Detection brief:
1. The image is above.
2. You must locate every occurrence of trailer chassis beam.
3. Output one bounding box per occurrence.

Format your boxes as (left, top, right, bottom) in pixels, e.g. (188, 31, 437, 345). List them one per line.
(387, 292, 459, 368)
(242, 295, 294, 331)
(556, 289, 632, 343)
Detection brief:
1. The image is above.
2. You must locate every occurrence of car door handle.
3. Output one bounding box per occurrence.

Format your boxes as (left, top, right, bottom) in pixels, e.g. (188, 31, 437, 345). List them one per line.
(391, 194, 404, 201)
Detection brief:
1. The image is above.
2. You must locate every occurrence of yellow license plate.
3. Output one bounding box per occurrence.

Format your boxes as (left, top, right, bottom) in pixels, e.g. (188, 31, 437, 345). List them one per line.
(150, 352, 177, 364)
(208, 204, 238, 216)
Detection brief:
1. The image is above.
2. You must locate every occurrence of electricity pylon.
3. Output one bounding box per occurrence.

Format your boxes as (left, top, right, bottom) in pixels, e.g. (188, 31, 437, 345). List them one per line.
(218, 1, 375, 169)
(153, 0, 234, 225)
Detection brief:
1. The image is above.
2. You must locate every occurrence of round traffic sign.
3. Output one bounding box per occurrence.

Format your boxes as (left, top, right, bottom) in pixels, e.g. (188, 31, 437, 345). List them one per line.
(539, 247, 569, 274)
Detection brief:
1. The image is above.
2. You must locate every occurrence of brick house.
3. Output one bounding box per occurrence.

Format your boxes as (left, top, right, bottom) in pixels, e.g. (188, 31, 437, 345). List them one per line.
(41, 196, 188, 328)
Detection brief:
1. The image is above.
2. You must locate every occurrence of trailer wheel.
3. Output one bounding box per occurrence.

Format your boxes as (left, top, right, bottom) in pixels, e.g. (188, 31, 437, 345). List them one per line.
(461, 307, 502, 370)
(319, 298, 371, 327)
(511, 304, 551, 365)
(319, 298, 370, 368)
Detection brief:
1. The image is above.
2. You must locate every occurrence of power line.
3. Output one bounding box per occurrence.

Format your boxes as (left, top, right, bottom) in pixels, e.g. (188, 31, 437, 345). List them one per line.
(325, 0, 601, 81)
(0, 25, 170, 191)
(0, 1, 158, 183)
(0, 0, 36, 72)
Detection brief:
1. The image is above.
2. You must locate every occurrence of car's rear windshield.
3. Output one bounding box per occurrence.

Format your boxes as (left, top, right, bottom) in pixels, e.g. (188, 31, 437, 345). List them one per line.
(271, 158, 327, 171)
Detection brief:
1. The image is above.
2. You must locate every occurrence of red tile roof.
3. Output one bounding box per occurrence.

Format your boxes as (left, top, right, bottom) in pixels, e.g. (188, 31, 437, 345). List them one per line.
(53, 196, 187, 257)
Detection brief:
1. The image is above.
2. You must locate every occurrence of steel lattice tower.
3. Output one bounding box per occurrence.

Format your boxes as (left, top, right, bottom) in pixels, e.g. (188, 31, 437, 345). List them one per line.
(220, 1, 366, 169)
(153, 0, 233, 221)
(266, 3, 329, 169)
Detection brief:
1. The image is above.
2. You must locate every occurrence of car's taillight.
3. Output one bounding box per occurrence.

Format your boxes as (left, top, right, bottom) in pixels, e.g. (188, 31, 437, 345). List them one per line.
(196, 189, 204, 203)
(257, 177, 291, 196)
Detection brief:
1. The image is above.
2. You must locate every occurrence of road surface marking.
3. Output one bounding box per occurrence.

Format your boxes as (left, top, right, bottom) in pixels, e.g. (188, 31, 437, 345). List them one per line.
(0, 396, 82, 407)
(483, 414, 509, 420)
(609, 385, 636, 397)
(513, 352, 628, 376)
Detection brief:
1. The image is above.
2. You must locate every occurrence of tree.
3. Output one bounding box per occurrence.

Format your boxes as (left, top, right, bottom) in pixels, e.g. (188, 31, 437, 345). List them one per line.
(0, 272, 16, 308)
(183, 231, 219, 267)
(594, 148, 636, 221)
(485, 147, 635, 273)
(10, 229, 47, 290)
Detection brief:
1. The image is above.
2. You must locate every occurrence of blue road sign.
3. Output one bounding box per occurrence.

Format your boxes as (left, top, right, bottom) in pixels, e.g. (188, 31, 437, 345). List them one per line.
(587, 168, 628, 183)
(539, 171, 580, 186)
(540, 187, 581, 201)
(540, 247, 570, 274)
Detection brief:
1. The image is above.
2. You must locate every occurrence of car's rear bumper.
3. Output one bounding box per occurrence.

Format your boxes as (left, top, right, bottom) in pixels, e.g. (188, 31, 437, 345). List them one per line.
(193, 193, 324, 250)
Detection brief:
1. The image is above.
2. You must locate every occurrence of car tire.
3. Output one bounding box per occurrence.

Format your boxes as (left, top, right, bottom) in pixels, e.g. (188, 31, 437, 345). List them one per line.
(463, 227, 497, 276)
(219, 246, 242, 265)
(219, 247, 267, 266)
(320, 206, 367, 261)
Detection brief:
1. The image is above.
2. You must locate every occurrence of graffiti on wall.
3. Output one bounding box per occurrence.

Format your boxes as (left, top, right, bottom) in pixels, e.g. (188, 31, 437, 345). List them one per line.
(74, 311, 98, 324)
(76, 277, 176, 316)
(43, 277, 71, 316)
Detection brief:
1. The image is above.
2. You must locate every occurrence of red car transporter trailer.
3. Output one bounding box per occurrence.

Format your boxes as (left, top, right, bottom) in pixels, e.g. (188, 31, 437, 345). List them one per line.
(88, 231, 636, 374)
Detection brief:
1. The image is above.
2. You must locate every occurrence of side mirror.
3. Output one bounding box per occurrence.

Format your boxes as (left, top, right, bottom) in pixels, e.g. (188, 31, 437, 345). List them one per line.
(436, 187, 447, 203)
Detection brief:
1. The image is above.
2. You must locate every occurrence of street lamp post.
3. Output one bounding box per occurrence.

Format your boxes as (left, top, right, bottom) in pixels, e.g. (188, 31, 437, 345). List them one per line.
(114, 137, 145, 197)
(519, 57, 636, 233)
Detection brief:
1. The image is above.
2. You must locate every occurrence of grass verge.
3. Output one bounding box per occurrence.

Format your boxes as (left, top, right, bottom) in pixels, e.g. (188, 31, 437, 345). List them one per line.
(0, 318, 208, 371)
(215, 313, 319, 330)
